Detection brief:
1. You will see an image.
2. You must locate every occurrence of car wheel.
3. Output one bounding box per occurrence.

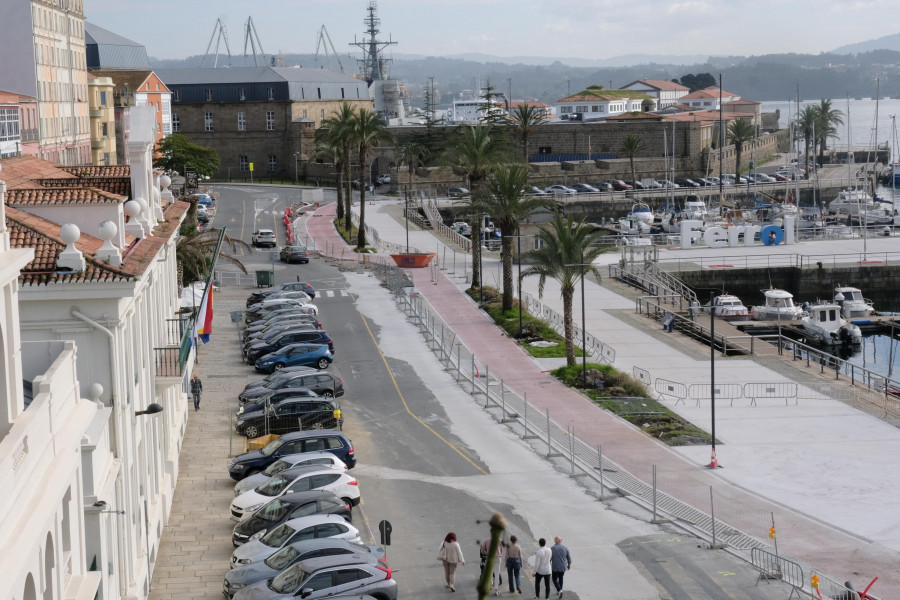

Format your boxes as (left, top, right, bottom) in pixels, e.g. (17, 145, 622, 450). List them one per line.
(316, 358, 329, 369)
(244, 424, 260, 438)
(321, 390, 334, 398)
(273, 362, 286, 371)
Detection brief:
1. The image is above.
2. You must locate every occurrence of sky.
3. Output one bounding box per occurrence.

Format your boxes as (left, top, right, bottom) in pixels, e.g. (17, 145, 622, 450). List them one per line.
(85, 0, 900, 63)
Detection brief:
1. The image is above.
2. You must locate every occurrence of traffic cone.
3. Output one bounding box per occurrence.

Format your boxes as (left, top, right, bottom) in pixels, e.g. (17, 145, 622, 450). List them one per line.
(708, 448, 719, 469)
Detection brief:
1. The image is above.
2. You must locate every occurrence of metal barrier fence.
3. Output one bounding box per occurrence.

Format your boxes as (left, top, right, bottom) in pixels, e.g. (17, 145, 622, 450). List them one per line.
(743, 382, 799, 406)
(810, 569, 860, 600)
(688, 383, 744, 407)
(750, 547, 807, 598)
(521, 292, 616, 364)
(654, 378, 688, 405)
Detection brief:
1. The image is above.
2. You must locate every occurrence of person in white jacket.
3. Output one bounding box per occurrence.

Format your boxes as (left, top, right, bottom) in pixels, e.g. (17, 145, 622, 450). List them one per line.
(533, 538, 552, 600)
(439, 531, 466, 592)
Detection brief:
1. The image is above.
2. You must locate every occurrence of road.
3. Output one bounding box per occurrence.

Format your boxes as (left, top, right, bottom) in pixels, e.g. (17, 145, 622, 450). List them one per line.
(194, 184, 797, 599)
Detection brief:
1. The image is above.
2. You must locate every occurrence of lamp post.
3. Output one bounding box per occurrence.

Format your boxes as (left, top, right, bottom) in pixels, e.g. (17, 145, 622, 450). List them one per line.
(564, 250, 590, 389)
(504, 230, 531, 338)
(293, 152, 299, 185)
(708, 291, 718, 468)
(135, 403, 164, 416)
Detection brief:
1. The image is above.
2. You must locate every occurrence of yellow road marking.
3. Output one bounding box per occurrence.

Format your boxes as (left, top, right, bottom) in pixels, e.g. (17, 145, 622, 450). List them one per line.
(356, 300, 487, 475)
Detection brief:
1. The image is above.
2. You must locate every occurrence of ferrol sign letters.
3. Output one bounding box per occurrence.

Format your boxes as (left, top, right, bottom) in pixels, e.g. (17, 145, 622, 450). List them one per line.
(679, 215, 797, 250)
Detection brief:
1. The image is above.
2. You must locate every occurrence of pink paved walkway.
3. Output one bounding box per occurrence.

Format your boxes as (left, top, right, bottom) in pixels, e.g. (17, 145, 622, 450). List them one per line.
(310, 203, 900, 588)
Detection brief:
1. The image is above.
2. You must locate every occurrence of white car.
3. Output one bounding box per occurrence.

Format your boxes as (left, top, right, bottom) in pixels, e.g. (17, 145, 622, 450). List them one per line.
(234, 452, 348, 497)
(230, 466, 360, 521)
(248, 299, 319, 317)
(375, 174, 391, 185)
(544, 185, 577, 196)
(230, 514, 362, 569)
(252, 229, 277, 248)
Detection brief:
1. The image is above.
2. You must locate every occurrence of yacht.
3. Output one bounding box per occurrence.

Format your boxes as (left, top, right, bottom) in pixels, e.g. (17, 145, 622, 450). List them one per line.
(833, 286, 875, 319)
(751, 289, 804, 321)
(699, 294, 752, 320)
(800, 302, 862, 345)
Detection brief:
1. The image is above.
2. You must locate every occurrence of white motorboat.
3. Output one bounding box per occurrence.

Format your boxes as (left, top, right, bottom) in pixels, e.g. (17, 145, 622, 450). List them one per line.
(752, 289, 804, 321)
(700, 294, 752, 320)
(682, 199, 709, 220)
(627, 202, 654, 224)
(833, 286, 874, 319)
(828, 188, 894, 224)
(800, 302, 862, 345)
(618, 215, 652, 236)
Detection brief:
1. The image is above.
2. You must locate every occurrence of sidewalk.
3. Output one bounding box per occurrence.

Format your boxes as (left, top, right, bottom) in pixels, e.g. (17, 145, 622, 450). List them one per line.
(312, 199, 900, 589)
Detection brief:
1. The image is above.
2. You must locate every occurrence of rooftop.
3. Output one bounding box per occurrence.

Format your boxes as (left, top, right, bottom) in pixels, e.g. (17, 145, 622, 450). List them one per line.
(557, 85, 652, 103)
(85, 22, 151, 71)
(623, 79, 690, 92)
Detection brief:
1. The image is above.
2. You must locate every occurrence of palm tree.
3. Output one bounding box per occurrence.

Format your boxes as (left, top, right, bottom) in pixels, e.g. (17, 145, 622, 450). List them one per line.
(315, 135, 345, 223)
(620, 134, 644, 185)
(508, 104, 546, 161)
(727, 118, 755, 179)
(176, 228, 252, 289)
(814, 99, 843, 163)
(350, 108, 392, 250)
(520, 214, 607, 365)
(483, 164, 553, 312)
(322, 102, 358, 232)
(395, 140, 427, 187)
(443, 124, 511, 289)
(797, 105, 818, 173)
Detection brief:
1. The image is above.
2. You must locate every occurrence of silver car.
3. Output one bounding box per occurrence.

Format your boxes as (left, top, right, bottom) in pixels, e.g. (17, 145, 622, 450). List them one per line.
(252, 229, 277, 248)
(232, 553, 397, 600)
(231, 514, 362, 569)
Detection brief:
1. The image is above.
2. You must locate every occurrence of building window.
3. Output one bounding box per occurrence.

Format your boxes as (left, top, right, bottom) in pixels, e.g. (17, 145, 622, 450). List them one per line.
(204, 112, 213, 131)
(268, 155, 277, 172)
(267, 87, 274, 100)
(173, 89, 180, 101)
(206, 88, 212, 101)
(341, 87, 345, 99)
(559, 106, 572, 114)
(317, 87, 322, 99)
(103, 152, 110, 165)
(240, 155, 248, 171)
(576, 106, 587, 113)
(533, 238, 544, 250)
(0, 108, 20, 141)
(172, 114, 180, 132)
(266, 111, 274, 131)
(237, 111, 246, 131)
(302, 109, 307, 118)
(239, 87, 245, 101)
(320, 109, 325, 123)
(99, 90, 107, 106)
(101, 121, 108, 137)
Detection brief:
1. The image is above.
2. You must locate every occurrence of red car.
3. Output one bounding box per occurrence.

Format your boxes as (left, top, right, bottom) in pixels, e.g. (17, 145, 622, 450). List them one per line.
(604, 179, 633, 191)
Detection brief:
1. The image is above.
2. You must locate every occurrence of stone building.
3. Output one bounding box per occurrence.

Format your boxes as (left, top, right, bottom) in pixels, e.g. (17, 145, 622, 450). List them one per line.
(87, 73, 116, 165)
(156, 67, 373, 180)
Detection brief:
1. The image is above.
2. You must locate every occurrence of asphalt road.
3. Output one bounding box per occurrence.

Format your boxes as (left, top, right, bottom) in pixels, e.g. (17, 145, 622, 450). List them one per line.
(206, 184, 796, 600)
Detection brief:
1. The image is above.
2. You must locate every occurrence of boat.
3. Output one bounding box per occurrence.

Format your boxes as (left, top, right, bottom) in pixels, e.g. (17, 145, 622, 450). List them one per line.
(800, 302, 862, 345)
(833, 286, 875, 318)
(700, 294, 752, 320)
(627, 202, 654, 224)
(751, 289, 804, 321)
(618, 215, 652, 236)
(828, 189, 895, 225)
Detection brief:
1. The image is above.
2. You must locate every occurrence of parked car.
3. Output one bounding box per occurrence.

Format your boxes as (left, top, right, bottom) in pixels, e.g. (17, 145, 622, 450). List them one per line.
(234, 396, 343, 440)
(603, 180, 632, 191)
(190, 192, 215, 206)
(234, 454, 349, 498)
(705, 176, 724, 186)
(232, 553, 396, 600)
(238, 388, 322, 418)
(240, 372, 344, 403)
(569, 183, 599, 193)
(252, 229, 277, 248)
(244, 314, 321, 339)
(447, 187, 469, 198)
(656, 179, 680, 188)
(624, 180, 646, 190)
(544, 185, 577, 195)
(523, 186, 549, 196)
(247, 283, 317, 307)
(246, 303, 319, 324)
(246, 331, 333, 364)
(230, 465, 359, 521)
(641, 179, 664, 189)
(375, 174, 391, 185)
(224, 539, 384, 598)
(674, 178, 701, 188)
(261, 290, 314, 304)
(280, 246, 310, 264)
(231, 490, 352, 547)
(751, 173, 777, 183)
(244, 323, 318, 349)
(252, 343, 334, 374)
(230, 514, 362, 569)
(591, 182, 614, 192)
(242, 367, 321, 393)
(196, 210, 210, 224)
(228, 430, 356, 480)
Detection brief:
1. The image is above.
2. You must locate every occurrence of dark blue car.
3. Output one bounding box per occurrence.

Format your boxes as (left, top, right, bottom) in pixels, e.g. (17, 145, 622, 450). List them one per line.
(227, 430, 356, 480)
(254, 344, 333, 373)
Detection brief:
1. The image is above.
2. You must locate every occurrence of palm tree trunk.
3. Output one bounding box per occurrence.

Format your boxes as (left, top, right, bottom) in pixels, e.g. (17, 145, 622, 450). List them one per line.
(471, 218, 482, 290)
(562, 286, 575, 366)
(501, 231, 514, 312)
(630, 157, 636, 186)
(357, 150, 367, 249)
(343, 147, 352, 232)
(522, 133, 529, 161)
(335, 168, 344, 222)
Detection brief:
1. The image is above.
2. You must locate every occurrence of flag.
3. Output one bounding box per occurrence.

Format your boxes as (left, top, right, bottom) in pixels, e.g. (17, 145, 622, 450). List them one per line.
(193, 285, 214, 344)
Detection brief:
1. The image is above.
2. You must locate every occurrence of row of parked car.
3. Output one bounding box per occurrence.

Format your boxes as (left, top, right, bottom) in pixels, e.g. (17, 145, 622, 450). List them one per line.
(534, 172, 801, 196)
(223, 281, 397, 599)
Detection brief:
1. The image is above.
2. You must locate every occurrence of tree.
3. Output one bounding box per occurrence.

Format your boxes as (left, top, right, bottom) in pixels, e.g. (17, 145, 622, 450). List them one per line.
(476, 84, 507, 126)
(322, 102, 359, 232)
(727, 118, 755, 178)
(349, 108, 392, 250)
(797, 105, 818, 173)
(443, 124, 512, 289)
(314, 135, 345, 223)
(395, 140, 427, 187)
(620, 134, 644, 185)
(154, 133, 220, 177)
(483, 164, 552, 313)
(176, 227, 251, 289)
(520, 214, 607, 365)
(814, 99, 844, 162)
(508, 104, 546, 161)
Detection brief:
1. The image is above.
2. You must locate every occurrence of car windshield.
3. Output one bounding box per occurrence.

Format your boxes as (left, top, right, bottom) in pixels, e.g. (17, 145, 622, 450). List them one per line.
(255, 498, 291, 521)
(260, 523, 296, 547)
(264, 459, 291, 476)
(260, 437, 286, 457)
(264, 545, 300, 570)
(256, 474, 290, 496)
(270, 563, 309, 594)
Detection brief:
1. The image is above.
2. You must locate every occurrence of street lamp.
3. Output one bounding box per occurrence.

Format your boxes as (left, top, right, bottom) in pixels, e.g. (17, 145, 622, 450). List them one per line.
(135, 403, 164, 416)
(564, 250, 590, 389)
(293, 152, 300, 186)
(504, 230, 531, 338)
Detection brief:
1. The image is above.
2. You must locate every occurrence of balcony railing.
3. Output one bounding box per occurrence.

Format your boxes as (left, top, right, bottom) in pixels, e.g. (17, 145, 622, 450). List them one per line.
(153, 347, 182, 378)
(154, 316, 194, 378)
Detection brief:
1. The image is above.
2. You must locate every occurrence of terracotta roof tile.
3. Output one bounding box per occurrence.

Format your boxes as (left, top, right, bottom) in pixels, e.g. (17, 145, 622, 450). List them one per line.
(61, 165, 131, 178)
(0, 155, 78, 188)
(7, 187, 126, 206)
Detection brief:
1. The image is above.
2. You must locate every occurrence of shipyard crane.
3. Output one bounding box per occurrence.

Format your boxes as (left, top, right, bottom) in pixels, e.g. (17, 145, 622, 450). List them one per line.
(315, 25, 345, 74)
(243, 16, 269, 67)
(201, 18, 233, 68)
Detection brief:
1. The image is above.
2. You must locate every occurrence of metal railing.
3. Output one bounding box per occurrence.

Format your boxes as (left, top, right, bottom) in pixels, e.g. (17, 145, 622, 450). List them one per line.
(521, 292, 616, 363)
(153, 347, 182, 378)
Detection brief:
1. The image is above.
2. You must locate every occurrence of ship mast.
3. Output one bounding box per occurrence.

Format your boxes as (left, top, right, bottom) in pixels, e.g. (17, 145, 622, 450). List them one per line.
(350, 1, 397, 84)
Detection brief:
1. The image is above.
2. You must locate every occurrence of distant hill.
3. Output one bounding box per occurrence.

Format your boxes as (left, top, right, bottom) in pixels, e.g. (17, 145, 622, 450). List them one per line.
(436, 52, 710, 68)
(832, 33, 900, 55)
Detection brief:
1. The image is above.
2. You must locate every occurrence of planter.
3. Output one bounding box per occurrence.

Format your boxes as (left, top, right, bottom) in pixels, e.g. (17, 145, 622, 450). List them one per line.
(390, 252, 436, 268)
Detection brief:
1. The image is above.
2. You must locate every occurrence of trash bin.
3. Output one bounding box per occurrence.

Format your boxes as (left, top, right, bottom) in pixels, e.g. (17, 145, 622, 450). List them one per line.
(255, 270, 274, 288)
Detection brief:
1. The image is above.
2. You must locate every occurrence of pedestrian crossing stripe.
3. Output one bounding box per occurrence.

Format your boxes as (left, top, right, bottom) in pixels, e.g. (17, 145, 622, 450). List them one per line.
(319, 290, 349, 298)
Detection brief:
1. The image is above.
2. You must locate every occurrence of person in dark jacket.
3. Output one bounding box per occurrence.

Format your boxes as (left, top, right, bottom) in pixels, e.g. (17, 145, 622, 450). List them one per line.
(190, 374, 203, 411)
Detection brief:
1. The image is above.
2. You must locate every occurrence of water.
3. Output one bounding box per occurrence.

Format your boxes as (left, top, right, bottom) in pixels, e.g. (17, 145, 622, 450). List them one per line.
(761, 97, 900, 158)
(823, 332, 900, 377)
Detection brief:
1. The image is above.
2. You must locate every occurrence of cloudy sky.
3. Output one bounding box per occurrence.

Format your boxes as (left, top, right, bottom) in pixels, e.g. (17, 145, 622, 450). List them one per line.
(86, 0, 899, 61)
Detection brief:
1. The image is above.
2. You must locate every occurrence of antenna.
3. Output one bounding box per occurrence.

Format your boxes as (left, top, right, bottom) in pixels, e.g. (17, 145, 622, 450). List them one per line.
(201, 18, 233, 68)
(315, 25, 345, 74)
(350, 1, 397, 84)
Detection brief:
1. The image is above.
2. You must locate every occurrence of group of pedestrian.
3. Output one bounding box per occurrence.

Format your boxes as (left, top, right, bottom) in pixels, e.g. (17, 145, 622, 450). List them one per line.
(437, 532, 571, 598)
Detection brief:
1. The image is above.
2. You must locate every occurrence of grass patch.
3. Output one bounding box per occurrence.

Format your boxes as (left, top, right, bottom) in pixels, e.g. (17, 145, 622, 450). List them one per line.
(334, 221, 373, 252)
(553, 363, 711, 446)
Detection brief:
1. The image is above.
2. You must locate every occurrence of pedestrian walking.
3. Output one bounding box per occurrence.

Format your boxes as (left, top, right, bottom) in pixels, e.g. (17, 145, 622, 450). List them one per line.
(190, 374, 203, 411)
(550, 537, 572, 599)
(505, 535, 523, 594)
(438, 532, 465, 592)
(533, 538, 552, 600)
(480, 537, 503, 595)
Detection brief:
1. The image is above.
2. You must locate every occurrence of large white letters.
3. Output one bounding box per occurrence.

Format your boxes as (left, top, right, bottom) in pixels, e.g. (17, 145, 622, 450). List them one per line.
(680, 215, 796, 249)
